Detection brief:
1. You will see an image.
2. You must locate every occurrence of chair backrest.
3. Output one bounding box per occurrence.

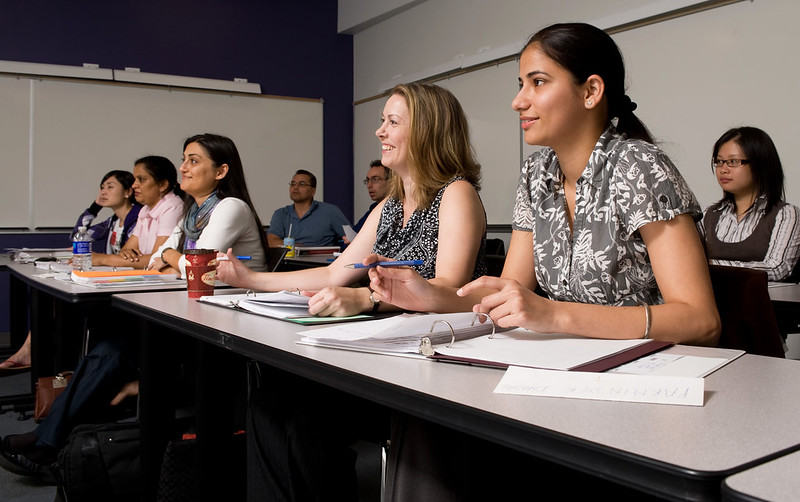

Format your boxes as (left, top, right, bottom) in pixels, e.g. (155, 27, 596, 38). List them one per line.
(485, 254, 506, 277)
(485, 238, 506, 256)
(267, 246, 289, 273)
(708, 264, 785, 358)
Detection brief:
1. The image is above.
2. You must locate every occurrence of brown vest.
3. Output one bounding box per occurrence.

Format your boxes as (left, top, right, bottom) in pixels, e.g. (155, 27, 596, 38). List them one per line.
(703, 201, 785, 261)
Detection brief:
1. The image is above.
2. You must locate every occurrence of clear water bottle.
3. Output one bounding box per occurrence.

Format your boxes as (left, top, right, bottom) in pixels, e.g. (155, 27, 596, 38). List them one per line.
(72, 226, 92, 271)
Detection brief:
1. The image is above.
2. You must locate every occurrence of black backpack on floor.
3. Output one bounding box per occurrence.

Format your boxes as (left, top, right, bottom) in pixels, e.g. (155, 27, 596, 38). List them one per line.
(54, 421, 141, 502)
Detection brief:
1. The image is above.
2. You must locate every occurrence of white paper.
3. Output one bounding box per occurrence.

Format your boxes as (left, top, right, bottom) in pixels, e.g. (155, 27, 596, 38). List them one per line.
(608, 353, 732, 378)
(495, 366, 704, 406)
(343, 224, 357, 242)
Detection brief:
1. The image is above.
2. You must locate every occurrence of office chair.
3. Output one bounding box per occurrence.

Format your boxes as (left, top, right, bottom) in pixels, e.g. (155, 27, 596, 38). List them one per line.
(708, 264, 785, 358)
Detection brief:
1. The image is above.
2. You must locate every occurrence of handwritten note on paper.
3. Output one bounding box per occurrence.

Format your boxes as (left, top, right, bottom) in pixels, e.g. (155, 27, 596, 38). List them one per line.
(495, 366, 704, 406)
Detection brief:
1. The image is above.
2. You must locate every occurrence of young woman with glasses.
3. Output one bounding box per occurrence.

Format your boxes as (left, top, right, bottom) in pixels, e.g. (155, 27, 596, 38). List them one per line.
(698, 126, 800, 281)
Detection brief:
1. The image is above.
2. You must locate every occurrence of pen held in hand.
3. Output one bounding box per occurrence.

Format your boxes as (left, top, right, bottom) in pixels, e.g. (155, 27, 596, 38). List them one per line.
(344, 260, 423, 269)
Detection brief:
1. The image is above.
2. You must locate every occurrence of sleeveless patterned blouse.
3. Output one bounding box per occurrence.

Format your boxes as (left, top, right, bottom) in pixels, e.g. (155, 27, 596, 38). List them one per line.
(372, 177, 487, 280)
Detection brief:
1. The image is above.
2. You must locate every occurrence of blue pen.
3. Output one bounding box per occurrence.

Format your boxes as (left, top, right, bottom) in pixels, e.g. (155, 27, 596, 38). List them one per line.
(344, 260, 423, 269)
(216, 255, 252, 261)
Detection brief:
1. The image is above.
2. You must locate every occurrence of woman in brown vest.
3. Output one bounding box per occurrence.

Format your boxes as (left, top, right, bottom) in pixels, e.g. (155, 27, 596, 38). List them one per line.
(699, 126, 800, 281)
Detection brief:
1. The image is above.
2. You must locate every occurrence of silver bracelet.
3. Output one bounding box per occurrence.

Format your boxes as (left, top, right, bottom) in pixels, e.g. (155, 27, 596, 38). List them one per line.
(640, 302, 651, 339)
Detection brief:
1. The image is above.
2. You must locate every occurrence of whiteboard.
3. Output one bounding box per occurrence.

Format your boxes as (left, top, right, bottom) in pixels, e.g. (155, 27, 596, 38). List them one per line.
(1, 75, 322, 229)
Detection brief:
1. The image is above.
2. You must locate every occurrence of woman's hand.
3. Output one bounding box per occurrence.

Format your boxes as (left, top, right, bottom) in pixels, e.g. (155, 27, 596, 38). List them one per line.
(110, 380, 139, 406)
(215, 248, 256, 288)
(118, 248, 142, 263)
(147, 256, 165, 271)
(368, 263, 433, 312)
(459, 276, 552, 331)
(306, 286, 372, 317)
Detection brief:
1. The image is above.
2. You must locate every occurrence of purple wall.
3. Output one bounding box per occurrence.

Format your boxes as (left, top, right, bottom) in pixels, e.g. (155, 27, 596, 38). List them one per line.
(0, 1, 353, 333)
(0, 0, 353, 215)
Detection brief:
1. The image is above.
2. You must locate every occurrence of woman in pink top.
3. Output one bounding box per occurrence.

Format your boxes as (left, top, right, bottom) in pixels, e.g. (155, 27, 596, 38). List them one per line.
(92, 156, 184, 268)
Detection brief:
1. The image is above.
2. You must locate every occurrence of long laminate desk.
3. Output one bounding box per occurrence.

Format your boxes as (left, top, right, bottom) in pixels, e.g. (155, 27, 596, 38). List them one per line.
(722, 449, 800, 501)
(6, 262, 188, 391)
(114, 290, 800, 502)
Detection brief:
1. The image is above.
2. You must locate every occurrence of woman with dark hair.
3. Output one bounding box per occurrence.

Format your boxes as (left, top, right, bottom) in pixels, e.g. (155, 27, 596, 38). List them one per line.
(698, 126, 800, 281)
(149, 133, 268, 275)
(368, 23, 721, 499)
(71, 170, 141, 255)
(374, 23, 719, 346)
(89, 156, 183, 268)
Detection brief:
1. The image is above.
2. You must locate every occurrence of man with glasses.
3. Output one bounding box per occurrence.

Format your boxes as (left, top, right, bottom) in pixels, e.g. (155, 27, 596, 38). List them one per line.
(267, 170, 350, 247)
(353, 160, 390, 233)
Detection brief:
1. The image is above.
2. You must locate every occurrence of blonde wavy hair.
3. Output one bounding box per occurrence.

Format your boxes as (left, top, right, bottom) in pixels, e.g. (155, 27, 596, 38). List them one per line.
(387, 83, 481, 209)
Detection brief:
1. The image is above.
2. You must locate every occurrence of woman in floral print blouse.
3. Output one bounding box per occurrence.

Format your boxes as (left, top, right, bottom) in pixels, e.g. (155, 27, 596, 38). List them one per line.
(370, 22, 720, 346)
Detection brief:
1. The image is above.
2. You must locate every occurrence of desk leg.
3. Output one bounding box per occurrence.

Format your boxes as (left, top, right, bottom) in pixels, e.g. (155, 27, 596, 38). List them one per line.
(8, 272, 28, 349)
(195, 342, 246, 501)
(29, 288, 56, 390)
(139, 318, 178, 502)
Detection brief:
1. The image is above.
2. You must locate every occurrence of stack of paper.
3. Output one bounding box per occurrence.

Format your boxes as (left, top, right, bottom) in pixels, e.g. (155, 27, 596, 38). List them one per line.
(298, 312, 496, 355)
(71, 269, 178, 287)
(199, 291, 372, 324)
(8, 247, 72, 263)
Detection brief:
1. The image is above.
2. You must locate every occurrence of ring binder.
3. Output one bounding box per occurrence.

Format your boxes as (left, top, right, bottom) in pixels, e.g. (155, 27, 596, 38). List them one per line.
(473, 313, 496, 339)
(419, 313, 497, 355)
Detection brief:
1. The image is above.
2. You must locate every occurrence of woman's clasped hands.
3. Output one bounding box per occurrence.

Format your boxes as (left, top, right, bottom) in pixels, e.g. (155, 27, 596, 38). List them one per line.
(369, 266, 555, 332)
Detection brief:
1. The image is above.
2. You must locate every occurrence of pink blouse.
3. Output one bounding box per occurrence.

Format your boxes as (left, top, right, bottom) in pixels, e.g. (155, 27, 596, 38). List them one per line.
(132, 192, 183, 254)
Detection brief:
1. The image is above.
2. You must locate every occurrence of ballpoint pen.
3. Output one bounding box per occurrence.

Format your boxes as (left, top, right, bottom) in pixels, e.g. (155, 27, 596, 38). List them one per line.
(344, 260, 423, 269)
(216, 256, 252, 261)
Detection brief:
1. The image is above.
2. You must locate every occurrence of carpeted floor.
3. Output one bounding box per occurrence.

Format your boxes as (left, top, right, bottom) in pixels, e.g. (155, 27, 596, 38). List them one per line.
(0, 370, 57, 502)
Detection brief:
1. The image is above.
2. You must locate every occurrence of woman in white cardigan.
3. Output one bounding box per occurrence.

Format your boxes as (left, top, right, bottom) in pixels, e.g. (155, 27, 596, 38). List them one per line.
(149, 133, 268, 276)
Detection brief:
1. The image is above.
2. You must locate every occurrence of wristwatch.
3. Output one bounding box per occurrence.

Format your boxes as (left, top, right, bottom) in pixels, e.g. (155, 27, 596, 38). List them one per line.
(368, 290, 381, 313)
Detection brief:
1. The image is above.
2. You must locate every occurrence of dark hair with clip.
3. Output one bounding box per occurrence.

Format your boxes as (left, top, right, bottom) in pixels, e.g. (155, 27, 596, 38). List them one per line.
(523, 22, 653, 143)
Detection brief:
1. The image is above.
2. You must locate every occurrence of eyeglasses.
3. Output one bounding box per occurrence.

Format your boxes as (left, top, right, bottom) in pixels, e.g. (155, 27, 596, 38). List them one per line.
(712, 159, 750, 169)
(363, 176, 388, 185)
(289, 181, 312, 187)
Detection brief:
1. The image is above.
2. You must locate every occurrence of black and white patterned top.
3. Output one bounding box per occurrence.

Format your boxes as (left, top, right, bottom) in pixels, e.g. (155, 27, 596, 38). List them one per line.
(373, 177, 487, 280)
(512, 125, 700, 306)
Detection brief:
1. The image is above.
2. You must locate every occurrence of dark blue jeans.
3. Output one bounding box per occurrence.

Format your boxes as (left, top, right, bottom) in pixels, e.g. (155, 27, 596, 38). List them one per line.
(35, 338, 138, 449)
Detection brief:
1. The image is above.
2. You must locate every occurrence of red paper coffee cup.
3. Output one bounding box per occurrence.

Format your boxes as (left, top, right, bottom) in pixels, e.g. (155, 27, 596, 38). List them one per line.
(185, 248, 217, 299)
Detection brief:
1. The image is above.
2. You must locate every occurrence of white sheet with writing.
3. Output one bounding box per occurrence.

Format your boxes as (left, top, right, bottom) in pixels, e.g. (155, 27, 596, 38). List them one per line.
(495, 366, 704, 406)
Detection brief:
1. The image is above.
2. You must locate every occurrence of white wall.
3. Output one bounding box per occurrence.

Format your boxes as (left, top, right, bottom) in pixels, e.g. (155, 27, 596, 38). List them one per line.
(350, 0, 800, 225)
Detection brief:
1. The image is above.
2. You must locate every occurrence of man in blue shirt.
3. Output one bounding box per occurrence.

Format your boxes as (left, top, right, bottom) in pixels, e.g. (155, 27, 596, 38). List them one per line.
(353, 160, 390, 233)
(268, 170, 350, 247)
